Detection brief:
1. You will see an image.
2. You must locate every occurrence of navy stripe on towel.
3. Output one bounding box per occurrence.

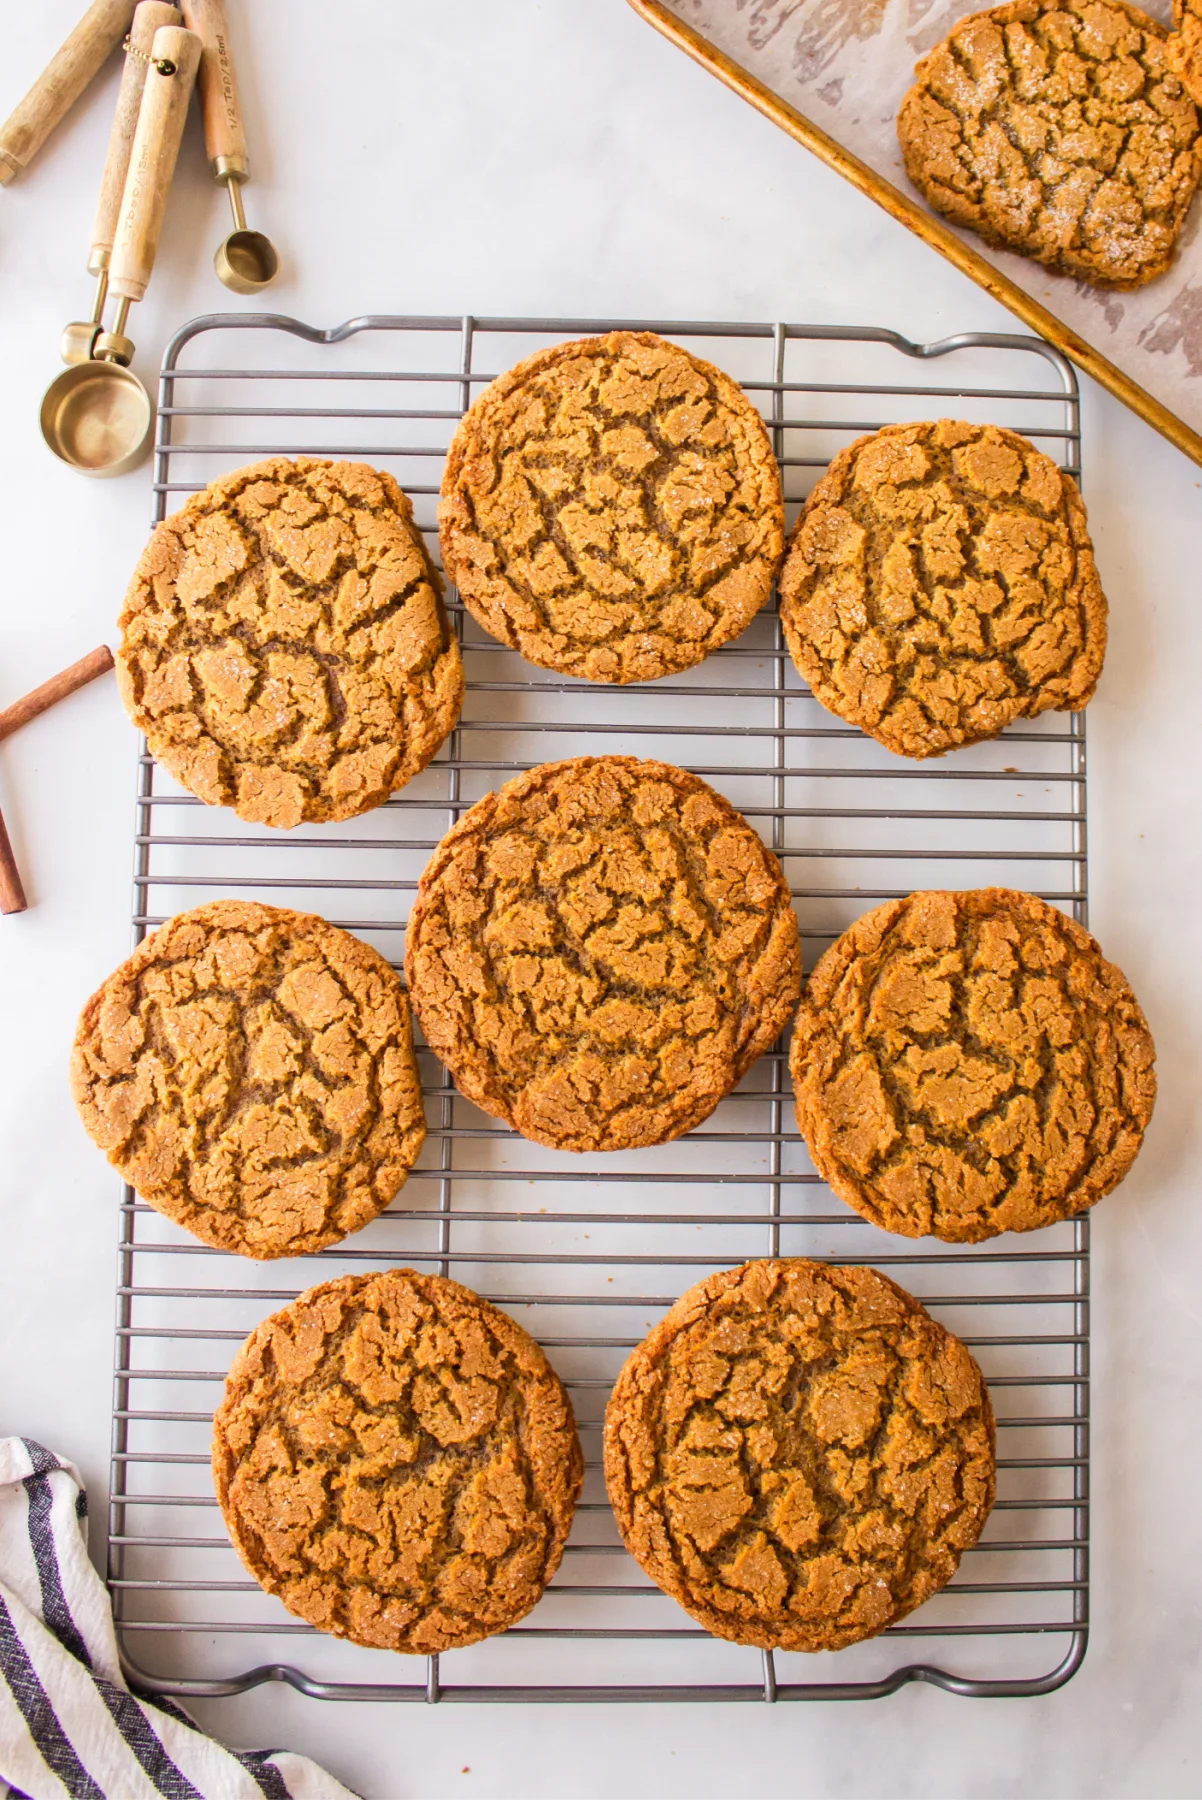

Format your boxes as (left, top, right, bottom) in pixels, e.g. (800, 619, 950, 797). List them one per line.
(23, 1455, 92, 1669)
(0, 1590, 104, 1800)
(94, 1680, 204, 1800)
(235, 1750, 293, 1800)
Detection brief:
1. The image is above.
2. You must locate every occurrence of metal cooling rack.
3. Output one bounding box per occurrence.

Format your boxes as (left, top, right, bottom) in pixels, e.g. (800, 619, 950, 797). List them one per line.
(110, 313, 1088, 1705)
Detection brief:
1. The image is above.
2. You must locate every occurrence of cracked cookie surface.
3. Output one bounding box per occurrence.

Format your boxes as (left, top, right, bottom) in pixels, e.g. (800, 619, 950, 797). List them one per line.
(1170, 1, 1202, 105)
(118, 457, 463, 828)
(70, 901, 426, 1259)
(778, 420, 1107, 759)
(897, 0, 1202, 289)
(213, 1269, 583, 1653)
(438, 331, 784, 683)
(790, 888, 1156, 1243)
(405, 757, 801, 1153)
(604, 1258, 995, 1652)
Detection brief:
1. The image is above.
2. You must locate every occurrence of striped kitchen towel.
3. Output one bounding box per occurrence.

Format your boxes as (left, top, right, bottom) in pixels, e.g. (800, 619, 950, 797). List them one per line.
(0, 1437, 358, 1800)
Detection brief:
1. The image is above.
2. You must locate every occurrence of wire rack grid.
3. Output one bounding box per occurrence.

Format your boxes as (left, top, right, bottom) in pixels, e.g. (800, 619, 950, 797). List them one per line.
(109, 312, 1089, 1705)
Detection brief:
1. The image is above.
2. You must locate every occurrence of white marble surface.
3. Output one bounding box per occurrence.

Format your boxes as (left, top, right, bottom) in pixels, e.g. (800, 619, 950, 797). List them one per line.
(0, 3, 1200, 1795)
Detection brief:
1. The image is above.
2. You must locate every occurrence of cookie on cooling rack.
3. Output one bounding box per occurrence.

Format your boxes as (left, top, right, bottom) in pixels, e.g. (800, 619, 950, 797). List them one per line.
(604, 1257, 996, 1653)
(790, 888, 1156, 1244)
(117, 457, 464, 829)
(438, 330, 785, 683)
(405, 756, 801, 1153)
(897, 0, 1202, 289)
(213, 1268, 583, 1654)
(778, 419, 1107, 759)
(69, 901, 426, 1259)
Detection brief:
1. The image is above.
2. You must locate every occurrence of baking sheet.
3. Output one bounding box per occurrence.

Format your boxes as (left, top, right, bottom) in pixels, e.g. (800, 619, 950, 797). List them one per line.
(663, 0, 1202, 440)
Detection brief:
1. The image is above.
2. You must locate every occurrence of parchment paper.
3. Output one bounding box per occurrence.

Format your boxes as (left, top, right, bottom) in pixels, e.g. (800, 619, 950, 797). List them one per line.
(665, 0, 1202, 435)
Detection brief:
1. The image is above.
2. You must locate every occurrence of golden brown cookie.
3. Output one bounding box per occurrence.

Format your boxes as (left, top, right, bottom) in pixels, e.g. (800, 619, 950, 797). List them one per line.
(898, 0, 1202, 289)
(70, 901, 426, 1259)
(438, 330, 784, 683)
(213, 1269, 583, 1654)
(117, 457, 463, 829)
(1170, 1, 1202, 105)
(405, 757, 801, 1153)
(791, 889, 1156, 1244)
(604, 1258, 995, 1653)
(778, 420, 1107, 759)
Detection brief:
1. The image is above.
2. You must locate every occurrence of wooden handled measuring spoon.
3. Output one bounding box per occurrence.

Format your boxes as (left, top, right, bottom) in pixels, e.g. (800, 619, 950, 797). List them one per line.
(0, 0, 136, 186)
(40, 23, 201, 477)
(62, 2, 182, 368)
(181, 0, 279, 292)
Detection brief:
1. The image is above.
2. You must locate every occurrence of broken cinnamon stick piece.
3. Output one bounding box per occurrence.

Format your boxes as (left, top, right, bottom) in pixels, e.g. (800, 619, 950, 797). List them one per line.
(0, 807, 27, 915)
(0, 645, 115, 745)
(0, 644, 116, 916)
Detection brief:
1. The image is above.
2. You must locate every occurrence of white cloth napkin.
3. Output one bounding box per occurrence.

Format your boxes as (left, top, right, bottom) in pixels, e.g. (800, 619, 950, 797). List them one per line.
(0, 1437, 358, 1800)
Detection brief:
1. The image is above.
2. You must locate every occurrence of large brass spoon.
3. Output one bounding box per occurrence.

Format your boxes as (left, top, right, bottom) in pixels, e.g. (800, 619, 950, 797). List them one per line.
(61, 1, 182, 369)
(40, 23, 200, 476)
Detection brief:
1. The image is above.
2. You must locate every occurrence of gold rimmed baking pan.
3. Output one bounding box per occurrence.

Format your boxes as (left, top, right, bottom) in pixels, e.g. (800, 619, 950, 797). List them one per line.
(627, 0, 1202, 472)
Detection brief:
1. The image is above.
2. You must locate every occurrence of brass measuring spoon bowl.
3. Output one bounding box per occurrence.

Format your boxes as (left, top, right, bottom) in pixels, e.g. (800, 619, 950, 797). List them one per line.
(38, 24, 201, 478)
(214, 181, 279, 293)
(40, 357, 153, 477)
(60, 318, 104, 366)
(216, 228, 279, 292)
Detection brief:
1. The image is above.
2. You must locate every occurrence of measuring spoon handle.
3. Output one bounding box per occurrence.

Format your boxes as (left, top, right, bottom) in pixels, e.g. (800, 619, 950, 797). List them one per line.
(180, 0, 247, 182)
(0, 0, 137, 186)
(109, 24, 201, 304)
(89, 2, 181, 273)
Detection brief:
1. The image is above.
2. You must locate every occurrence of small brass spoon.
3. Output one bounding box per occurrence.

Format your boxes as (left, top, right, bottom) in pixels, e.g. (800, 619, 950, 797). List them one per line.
(182, 0, 280, 293)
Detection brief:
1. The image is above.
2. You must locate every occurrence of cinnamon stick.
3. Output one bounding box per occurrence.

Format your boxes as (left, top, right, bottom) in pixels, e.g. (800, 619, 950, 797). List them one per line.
(0, 808, 27, 915)
(0, 645, 114, 745)
(0, 644, 116, 918)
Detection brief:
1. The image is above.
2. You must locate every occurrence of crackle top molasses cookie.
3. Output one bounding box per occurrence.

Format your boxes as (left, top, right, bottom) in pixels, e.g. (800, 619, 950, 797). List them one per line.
(438, 331, 784, 683)
(405, 757, 801, 1153)
(70, 901, 426, 1259)
(604, 1258, 996, 1653)
(213, 1269, 583, 1654)
(897, 0, 1202, 289)
(778, 420, 1107, 759)
(118, 457, 463, 829)
(1170, 0, 1202, 105)
(790, 889, 1156, 1244)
